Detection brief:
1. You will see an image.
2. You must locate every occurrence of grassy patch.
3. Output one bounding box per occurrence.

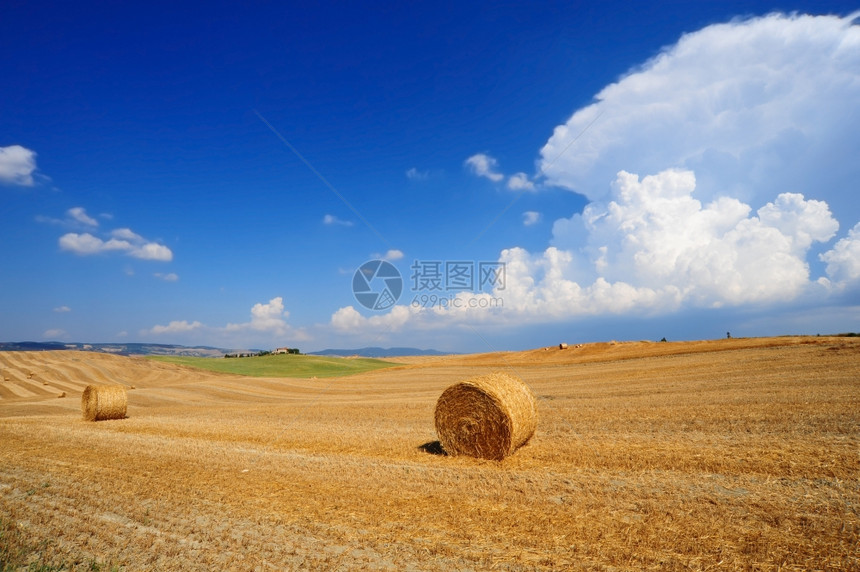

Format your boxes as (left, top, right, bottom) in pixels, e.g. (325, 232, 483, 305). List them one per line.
(146, 353, 399, 378)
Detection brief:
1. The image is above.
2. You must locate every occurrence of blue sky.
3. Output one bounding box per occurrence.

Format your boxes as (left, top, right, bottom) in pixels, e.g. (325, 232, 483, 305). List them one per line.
(2, 1, 859, 352)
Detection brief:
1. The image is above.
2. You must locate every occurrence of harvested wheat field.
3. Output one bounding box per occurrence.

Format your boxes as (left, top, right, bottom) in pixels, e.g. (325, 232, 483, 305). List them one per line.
(1, 337, 858, 571)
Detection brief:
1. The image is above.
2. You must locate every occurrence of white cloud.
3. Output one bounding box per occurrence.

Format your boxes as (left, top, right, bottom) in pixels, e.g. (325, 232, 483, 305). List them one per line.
(154, 272, 179, 282)
(323, 214, 353, 227)
(545, 168, 838, 310)
(317, 13, 860, 340)
(59, 233, 131, 255)
(371, 249, 404, 261)
(328, 166, 846, 334)
(111, 228, 143, 241)
(820, 222, 860, 286)
(148, 320, 203, 335)
(522, 211, 541, 226)
(58, 230, 173, 261)
(331, 305, 413, 333)
(53, 305, 71, 313)
(538, 12, 860, 224)
(67, 207, 98, 227)
(142, 298, 310, 345)
(330, 306, 364, 332)
(406, 167, 429, 181)
(0, 145, 37, 186)
(498, 13, 860, 323)
(131, 242, 173, 261)
(508, 172, 536, 191)
(37, 207, 101, 228)
(465, 153, 504, 182)
(225, 296, 292, 336)
(249, 297, 289, 332)
(467, 156, 537, 191)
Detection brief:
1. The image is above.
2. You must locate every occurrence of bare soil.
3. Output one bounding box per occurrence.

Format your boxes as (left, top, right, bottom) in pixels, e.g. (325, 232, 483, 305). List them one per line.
(1, 337, 858, 570)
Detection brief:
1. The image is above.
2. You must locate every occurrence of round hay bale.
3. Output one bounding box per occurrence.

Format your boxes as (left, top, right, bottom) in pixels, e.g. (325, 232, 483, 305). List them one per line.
(81, 384, 127, 421)
(434, 372, 537, 461)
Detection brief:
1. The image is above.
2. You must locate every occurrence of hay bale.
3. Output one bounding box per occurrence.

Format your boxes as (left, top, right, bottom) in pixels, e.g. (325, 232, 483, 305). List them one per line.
(559, 342, 568, 349)
(434, 372, 537, 461)
(81, 384, 127, 421)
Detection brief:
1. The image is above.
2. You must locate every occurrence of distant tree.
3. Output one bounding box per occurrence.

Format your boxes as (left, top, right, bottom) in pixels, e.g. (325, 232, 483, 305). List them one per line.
(660, 337, 667, 342)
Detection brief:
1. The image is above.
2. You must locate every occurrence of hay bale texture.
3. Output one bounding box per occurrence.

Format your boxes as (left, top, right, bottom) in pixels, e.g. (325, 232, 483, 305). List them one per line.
(434, 372, 537, 460)
(81, 384, 127, 421)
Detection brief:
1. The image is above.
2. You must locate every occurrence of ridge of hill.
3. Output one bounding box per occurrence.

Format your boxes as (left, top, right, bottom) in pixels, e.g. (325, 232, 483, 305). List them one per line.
(0, 341, 243, 357)
(310, 347, 453, 357)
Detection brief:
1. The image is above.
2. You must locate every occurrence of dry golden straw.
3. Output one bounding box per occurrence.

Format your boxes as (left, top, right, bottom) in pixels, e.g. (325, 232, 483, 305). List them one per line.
(434, 372, 537, 460)
(81, 384, 127, 421)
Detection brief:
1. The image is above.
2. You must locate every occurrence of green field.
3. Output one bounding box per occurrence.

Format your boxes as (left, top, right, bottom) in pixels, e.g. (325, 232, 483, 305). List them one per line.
(147, 353, 399, 378)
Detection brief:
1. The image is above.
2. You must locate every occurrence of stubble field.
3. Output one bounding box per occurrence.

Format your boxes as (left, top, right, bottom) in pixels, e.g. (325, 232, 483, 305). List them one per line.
(1, 336, 858, 571)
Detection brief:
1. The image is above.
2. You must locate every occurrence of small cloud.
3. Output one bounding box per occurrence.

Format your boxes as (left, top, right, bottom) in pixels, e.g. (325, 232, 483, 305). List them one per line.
(508, 172, 536, 192)
(154, 272, 179, 282)
(132, 242, 173, 261)
(522, 211, 541, 226)
(406, 167, 429, 181)
(225, 297, 291, 336)
(465, 153, 504, 182)
(53, 305, 71, 313)
(111, 228, 143, 241)
(0, 145, 37, 187)
(37, 207, 103, 229)
(67, 207, 98, 227)
(42, 328, 67, 339)
(372, 249, 404, 261)
(116, 331, 128, 338)
(147, 320, 203, 335)
(330, 305, 412, 333)
(59, 232, 131, 255)
(323, 214, 354, 227)
(59, 231, 173, 261)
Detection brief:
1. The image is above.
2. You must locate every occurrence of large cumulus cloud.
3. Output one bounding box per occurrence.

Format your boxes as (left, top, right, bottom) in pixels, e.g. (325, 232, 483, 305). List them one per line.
(331, 12, 860, 337)
(539, 12, 860, 216)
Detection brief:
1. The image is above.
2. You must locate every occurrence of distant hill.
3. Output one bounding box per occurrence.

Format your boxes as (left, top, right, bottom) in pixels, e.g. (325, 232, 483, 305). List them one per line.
(0, 342, 452, 359)
(309, 347, 454, 358)
(0, 341, 233, 357)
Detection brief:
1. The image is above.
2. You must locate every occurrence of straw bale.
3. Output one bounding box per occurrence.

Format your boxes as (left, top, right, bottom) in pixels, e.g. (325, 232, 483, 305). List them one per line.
(434, 371, 537, 460)
(81, 384, 127, 421)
